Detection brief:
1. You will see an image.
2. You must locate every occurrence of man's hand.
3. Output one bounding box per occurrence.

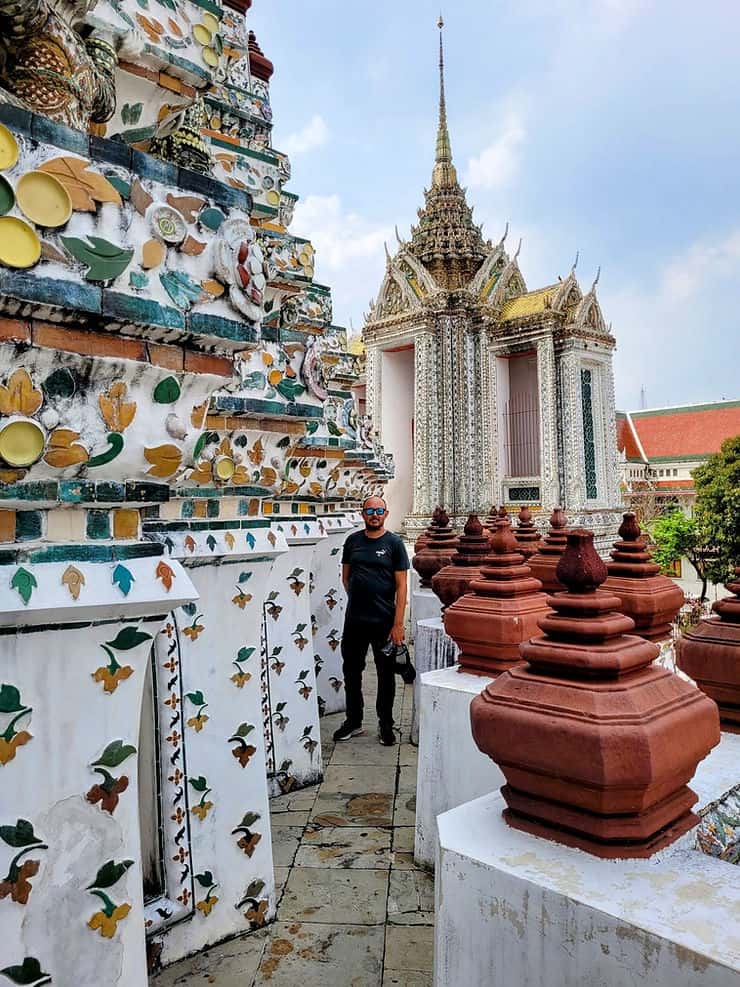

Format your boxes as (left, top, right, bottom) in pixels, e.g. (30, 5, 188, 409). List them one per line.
(390, 622, 405, 646)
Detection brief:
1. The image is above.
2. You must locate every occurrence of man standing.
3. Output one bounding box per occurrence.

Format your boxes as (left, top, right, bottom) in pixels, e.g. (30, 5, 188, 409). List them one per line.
(334, 495, 410, 745)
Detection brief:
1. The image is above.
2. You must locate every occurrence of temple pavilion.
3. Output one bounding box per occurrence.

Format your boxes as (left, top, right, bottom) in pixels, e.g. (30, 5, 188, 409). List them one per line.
(363, 19, 623, 548)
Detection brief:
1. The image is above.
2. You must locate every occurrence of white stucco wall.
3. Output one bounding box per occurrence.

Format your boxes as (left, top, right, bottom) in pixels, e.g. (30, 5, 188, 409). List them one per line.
(380, 347, 415, 526)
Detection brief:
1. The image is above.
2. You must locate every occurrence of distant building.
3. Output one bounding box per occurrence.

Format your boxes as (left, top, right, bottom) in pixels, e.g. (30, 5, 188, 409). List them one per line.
(616, 399, 740, 595)
(362, 20, 622, 548)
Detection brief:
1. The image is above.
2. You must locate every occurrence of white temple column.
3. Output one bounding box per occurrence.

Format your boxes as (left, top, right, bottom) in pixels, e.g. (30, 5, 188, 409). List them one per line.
(412, 331, 439, 517)
(537, 336, 561, 510)
(557, 342, 586, 511)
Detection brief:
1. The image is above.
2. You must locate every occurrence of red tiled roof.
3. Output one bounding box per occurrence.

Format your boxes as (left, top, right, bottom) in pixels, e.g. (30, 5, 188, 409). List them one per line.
(616, 413, 643, 460)
(654, 480, 694, 490)
(624, 401, 740, 460)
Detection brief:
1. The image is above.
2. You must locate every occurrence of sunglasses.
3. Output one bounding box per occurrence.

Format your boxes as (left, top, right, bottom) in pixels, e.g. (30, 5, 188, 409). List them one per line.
(364, 508, 386, 516)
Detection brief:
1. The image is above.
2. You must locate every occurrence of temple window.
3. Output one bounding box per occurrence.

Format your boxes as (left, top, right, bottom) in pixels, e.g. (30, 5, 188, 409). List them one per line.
(580, 368, 598, 499)
(500, 352, 541, 479)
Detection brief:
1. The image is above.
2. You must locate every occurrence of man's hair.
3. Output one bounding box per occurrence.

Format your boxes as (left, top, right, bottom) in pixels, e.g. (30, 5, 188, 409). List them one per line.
(362, 495, 388, 511)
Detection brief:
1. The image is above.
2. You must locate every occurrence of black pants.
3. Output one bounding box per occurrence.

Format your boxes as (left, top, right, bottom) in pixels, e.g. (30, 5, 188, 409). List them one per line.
(341, 619, 395, 729)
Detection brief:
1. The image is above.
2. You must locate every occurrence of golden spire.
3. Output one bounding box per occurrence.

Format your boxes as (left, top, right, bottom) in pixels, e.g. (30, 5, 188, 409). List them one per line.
(433, 14, 457, 188)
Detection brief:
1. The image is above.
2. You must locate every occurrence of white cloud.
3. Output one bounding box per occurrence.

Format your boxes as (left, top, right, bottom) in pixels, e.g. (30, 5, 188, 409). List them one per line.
(465, 111, 527, 190)
(294, 194, 394, 327)
(604, 228, 740, 409)
(281, 114, 329, 157)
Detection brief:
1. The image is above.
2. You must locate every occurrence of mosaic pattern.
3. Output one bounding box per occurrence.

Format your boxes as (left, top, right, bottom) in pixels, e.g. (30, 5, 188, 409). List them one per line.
(697, 784, 740, 864)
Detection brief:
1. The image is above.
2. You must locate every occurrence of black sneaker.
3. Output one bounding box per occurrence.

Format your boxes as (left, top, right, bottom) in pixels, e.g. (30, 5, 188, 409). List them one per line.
(333, 721, 364, 742)
(378, 724, 396, 746)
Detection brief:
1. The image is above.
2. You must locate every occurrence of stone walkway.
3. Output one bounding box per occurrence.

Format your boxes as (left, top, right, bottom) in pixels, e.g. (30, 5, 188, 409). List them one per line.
(153, 674, 434, 986)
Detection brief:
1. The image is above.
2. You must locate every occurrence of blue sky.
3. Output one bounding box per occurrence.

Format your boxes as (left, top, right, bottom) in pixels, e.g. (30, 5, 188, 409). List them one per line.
(250, 1, 740, 410)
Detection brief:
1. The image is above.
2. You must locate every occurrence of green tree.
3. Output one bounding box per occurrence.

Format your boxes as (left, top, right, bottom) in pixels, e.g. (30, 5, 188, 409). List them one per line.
(649, 510, 713, 602)
(692, 434, 740, 580)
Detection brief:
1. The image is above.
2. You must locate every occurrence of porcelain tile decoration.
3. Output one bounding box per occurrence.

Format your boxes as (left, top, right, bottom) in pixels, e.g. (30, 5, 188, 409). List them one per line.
(0, 2, 392, 981)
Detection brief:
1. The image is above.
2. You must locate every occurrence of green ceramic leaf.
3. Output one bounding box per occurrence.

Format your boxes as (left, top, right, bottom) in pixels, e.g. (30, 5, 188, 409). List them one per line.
(189, 776, 208, 793)
(0, 957, 51, 985)
(186, 691, 206, 706)
(305, 420, 320, 434)
(235, 811, 260, 830)
(198, 207, 225, 231)
(112, 564, 134, 596)
(276, 435, 291, 449)
(153, 376, 181, 404)
(245, 879, 265, 899)
(61, 236, 134, 282)
(0, 684, 23, 713)
(213, 33, 224, 56)
(0, 176, 15, 217)
(233, 723, 254, 738)
(206, 534, 217, 551)
(42, 367, 76, 399)
(87, 858, 133, 890)
(238, 571, 252, 583)
(276, 378, 306, 402)
(93, 740, 137, 769)
(159, 270, 202, 310)
(327, 420, 342, 436)
(11, 568, 36, 606)
(105, 626, 153, 651)
(0, 820, 42, 849)
(87, 431, 124, 468)
(237, 647, 255, 662)
(181, 602, 197, 617)
(108, 176, 131, 199)
(246, 532, 256, 549)
(194, 871, 214, 888)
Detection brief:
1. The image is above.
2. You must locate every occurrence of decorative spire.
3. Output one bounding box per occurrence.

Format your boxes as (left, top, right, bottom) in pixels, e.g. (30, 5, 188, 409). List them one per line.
(407, 15, 487, 290)
(433, 15, 456, 188)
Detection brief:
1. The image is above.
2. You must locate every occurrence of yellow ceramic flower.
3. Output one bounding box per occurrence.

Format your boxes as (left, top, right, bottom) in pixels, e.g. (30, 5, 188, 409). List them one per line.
(231, 671, 251, 689)
(187, 714, 209, 733)
(88, 902, 131, 938)
(92, 665, 134, 693)
(0, 730, 31, 765)
(196, 895, 219, 916)
(191, 801, 213, 822)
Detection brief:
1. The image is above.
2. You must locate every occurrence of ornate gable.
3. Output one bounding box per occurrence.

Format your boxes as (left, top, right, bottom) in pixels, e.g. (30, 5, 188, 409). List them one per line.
(369, 260, 424, 322)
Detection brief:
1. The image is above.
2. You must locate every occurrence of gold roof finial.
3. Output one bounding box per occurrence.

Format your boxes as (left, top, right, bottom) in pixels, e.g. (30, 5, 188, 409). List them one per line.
(433, 12, 456, 188)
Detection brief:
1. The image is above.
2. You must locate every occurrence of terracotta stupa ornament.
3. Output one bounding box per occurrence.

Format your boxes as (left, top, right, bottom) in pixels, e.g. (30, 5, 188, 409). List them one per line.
(513, 506, 542, 561)
(412, 508, 458, 588)
(677, 568, 740, 732)
(431, 514, 491, 610)
(444, 521, 552, 676)
(414, 505, 444, 556)
(484, 505, 508, 536)
(603, 513, 684, 641)
(471, 529, 720, 858)
(527, 506, 569, 593)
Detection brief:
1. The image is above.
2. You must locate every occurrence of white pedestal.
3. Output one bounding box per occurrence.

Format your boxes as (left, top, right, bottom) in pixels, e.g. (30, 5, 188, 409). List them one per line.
(411, 587, 441, 641)
(410, 617, 459, 745)
(414, 663, 503, 869)
(435, 733, 740, 987)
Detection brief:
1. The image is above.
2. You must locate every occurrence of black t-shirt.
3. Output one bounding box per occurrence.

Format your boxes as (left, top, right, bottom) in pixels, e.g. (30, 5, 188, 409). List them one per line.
(342, 529, 410, 625)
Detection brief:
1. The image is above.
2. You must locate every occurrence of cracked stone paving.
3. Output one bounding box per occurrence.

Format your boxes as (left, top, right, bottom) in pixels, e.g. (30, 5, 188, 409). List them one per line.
(151, 672, 433, 986)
